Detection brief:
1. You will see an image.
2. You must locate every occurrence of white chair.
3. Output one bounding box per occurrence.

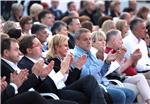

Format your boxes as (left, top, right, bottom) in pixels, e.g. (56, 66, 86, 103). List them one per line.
(40, 93, 60, 100)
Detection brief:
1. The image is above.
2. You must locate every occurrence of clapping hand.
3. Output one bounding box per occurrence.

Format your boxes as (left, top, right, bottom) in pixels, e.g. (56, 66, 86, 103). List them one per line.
(32, 60, 44, 77)
(130, 48, 142, 65)
(115, 47, 126, 63)
(131, 48, 142, 61)
(32, 60, 54, 78)
(96, 49, 104, 60)
(60, 52, 73, 75)
(10, 69, 29, 88)
(0, 76, 8, 92)
(75, 55, 87, 70)
(40, 60, 54, 78)
(105, 49, 117, 63)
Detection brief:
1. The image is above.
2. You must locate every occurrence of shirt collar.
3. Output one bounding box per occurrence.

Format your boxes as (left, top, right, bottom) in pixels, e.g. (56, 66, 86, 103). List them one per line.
(74, 46, 91, 55)
(130, 31, 141, 44)
(2, 57, 21, 73)
(25, 56, 43, 63)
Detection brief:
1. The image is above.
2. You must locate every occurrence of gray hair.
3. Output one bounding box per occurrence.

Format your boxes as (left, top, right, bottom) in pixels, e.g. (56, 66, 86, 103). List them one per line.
(2, 21, 17, 33)
(106, 29, 121, 43)
(74, 28, 90, 40)
(11, 3, 23, 13)
(130, 17, 144, 31)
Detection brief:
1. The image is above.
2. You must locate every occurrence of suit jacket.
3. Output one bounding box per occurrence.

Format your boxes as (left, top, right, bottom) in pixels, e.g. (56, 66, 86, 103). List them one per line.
(1, 85, 15, 104)
(17, 56, 58, 94)
(62, 11, 70, 19)
(18, 56, 91, 104)
(17, 56, 34, 73)
(49, 8, 63, 20)
(1, 59, 40, 93)
(68, 33, 75, 49)
(1, 58, 88, 104)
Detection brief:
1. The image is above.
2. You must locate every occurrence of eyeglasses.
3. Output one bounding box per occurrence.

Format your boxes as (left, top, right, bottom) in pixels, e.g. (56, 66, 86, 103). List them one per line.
(25, 21, 33, 24)
(26, 22, 32, 24)
(32, 42, 42, 48)
(45, 15, 55, 19)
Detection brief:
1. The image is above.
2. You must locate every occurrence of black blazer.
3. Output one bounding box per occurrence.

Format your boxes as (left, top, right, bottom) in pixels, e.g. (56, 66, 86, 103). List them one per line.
(1, 85, 15, 104)
(46, 57, 81, 85)
(49, 8, 63, 20)
(17, 56, 58, 94)
(68, 33, 75, 49)
(17, 56, 34, 73)
(1, 59, 40, 93)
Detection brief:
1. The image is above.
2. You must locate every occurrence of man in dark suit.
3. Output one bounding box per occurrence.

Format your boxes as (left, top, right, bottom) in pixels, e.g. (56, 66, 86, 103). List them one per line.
(1, 73, 77, 104)
(62, 1, 77, 19)
(18, 35, 107, 104)
(62, 16, 81, 49)
(1, 37, 78, 104)
(1, 38, 42, 93)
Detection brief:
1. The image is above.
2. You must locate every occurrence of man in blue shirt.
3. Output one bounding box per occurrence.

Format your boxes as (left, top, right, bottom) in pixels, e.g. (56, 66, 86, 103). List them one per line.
(72, 28, 135, 104)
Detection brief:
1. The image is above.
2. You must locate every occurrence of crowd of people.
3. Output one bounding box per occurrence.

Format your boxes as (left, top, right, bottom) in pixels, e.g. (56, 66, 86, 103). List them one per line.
(1, 0, 150, 104)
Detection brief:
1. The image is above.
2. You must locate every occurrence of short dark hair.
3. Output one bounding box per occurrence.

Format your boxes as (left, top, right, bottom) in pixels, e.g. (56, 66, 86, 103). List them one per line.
(38, 10, 52, 22)
(1, 38, 17, 56)
(67, 1, 74, 9)
(98, 16, 112, 28)
(31, 23, 47, 34)
(7, 28, 21, 39)
(51, 21, 67, 35)
(123, 8, 134, 13)
(146, 21, 150, 36)
(81, 21, 93, 32)
(19, 35, 36, 55)
(62, 16, 78, 26)
(19, 16, 32, 28)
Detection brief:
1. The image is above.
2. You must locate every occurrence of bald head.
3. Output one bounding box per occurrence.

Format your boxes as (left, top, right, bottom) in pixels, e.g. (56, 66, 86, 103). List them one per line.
(120, 12, 131, 24)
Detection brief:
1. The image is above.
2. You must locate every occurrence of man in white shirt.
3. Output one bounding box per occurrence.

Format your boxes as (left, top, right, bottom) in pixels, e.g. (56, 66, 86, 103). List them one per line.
(123, 17, 150, 84)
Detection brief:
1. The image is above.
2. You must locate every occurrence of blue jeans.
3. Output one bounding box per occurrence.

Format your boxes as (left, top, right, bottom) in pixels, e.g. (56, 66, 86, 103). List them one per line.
(107, 87, 136, 104)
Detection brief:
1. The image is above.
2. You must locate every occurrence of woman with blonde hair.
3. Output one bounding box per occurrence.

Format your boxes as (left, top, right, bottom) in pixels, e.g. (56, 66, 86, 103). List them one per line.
(46, 34, 108, 104)
(91, 30, 106, 60)
(47, 34, 69, 59)
(30, 3, 43, 22)
(116, 19, 129, 38)
(101, 20, 116, 34)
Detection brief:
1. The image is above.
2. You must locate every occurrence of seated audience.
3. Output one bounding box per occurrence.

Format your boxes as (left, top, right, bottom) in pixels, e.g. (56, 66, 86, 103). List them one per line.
(123, 18, 150, 84)
(18, 35, 108, 104)
(1, 71, 77, 104)
(72, 28, 136, 104)
(31, 23, 49, 52)
(105, 29, 150, 104)
(19, 16, 33, 37)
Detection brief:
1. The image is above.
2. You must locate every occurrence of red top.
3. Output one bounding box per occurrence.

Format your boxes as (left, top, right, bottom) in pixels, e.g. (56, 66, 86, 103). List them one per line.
(105, 47, 137, 76)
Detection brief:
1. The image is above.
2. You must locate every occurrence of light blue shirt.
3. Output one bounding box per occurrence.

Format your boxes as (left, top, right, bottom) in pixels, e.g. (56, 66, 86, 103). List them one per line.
(73, 46, 110, 84)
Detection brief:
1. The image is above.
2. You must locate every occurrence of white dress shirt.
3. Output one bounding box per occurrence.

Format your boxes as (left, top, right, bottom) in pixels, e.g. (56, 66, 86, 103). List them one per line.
(10, 83, 18, 94)
(123, 32, 150, 72)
